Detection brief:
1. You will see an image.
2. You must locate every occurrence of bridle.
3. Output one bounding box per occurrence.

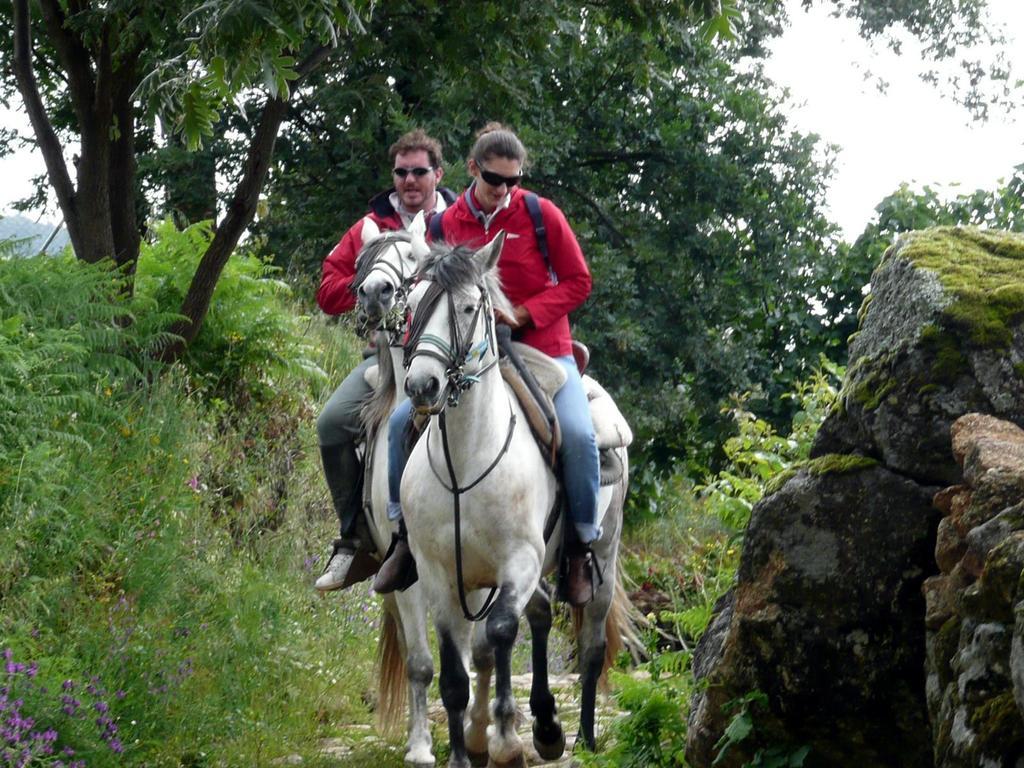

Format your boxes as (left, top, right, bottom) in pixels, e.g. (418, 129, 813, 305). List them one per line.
(352, 232, 418, 343)
(403, 280, 501, 411)
(403, 276, 516, 621)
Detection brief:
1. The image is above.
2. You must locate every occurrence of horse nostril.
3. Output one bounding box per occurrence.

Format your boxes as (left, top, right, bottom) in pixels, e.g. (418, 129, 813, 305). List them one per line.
(381, 284, 393, 297)
(358, 285, 368, 297)
(406, 375, 441, 402)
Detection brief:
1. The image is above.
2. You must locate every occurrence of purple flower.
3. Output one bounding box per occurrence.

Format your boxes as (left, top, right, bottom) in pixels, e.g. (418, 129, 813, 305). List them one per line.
(94, 701, 109, 714)
(25, 663, 37, 678)
(115, 689, 126, 699)
(108, 738, 124, 753)
(62, 680, 74, 691)
(1, 649, 11, 661)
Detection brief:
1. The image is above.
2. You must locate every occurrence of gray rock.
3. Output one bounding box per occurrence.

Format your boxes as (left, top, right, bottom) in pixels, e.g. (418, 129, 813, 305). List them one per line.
(686, 464, 938, 768)
(812, 228, 1024, 486)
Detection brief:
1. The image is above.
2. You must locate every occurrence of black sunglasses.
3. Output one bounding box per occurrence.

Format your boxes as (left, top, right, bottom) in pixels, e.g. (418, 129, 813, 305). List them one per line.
(479, 167, 523, 188)
(393, 166, 434, 178)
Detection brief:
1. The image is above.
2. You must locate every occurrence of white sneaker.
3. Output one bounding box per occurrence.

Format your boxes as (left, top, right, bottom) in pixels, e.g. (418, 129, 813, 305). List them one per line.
(314, 539, 378, 592)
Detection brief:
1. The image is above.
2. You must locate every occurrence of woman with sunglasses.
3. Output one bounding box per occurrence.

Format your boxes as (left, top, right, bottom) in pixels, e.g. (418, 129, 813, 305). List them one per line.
(373, 123, 600, 606)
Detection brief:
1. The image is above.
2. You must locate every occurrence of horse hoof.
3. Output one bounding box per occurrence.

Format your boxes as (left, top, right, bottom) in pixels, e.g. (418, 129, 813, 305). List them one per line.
(468, 750, 488, 768)
(407, 762, 435, 768)
(532, 719, 566, 761)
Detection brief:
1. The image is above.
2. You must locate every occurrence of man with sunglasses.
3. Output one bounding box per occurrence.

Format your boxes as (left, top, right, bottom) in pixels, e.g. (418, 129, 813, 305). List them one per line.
(313, 129, 457, 594)
(374, 123, 600, 608)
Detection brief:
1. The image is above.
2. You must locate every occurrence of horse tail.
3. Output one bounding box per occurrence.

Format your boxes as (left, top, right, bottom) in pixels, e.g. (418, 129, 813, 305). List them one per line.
(362, 332, 396, 439)
(376, 606, 407, 736)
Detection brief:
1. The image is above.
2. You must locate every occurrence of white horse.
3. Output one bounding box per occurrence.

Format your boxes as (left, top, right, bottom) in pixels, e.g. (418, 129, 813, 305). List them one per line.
(349, 213, 436, 767)
(397, 234, 636, 768)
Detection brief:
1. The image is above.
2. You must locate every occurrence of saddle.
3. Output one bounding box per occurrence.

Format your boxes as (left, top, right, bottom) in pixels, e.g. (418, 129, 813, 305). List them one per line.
(497, 333, 632, 487)
(361, 339, 633, 487)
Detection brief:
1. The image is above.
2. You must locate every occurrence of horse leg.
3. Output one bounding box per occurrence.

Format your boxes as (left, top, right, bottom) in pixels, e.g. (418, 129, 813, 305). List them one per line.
(395, 590, 435, 768)
(485, 584, 527, 768)
(437, 621, 474, 768)
(465, 622, 493, 767)
(524, 584, 564, 760)
(574, 567, 614, 754)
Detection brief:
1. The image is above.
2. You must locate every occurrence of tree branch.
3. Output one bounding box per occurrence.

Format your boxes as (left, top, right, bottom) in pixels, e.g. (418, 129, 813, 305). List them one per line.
(12, 0, 78, 234)
(161, 94, 291, 360)
(37, 0, 95, 124)
(295, 43, 336, 80)
(544, 179, 631, 249)
(158, 42, 338, 361)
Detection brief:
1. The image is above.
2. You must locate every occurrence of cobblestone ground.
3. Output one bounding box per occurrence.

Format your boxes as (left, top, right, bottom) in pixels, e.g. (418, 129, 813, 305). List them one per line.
(308, 670, 625, 767)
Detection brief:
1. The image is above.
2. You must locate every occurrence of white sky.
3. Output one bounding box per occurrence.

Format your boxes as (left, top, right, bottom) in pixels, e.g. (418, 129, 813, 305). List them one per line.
(764, 0, 1024, 239)
(2, 0, 1022, 240)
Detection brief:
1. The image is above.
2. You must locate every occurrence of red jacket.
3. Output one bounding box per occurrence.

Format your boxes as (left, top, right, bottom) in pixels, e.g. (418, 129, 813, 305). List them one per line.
(437, 186, 591, 357)
(317, 188, 456, 315)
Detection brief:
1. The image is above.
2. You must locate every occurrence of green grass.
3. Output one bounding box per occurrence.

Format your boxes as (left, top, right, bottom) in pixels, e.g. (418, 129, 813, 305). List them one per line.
(1, 238, 841, 767)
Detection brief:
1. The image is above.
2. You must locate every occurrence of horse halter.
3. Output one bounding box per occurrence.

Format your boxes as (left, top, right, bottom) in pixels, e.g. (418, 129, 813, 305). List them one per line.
(351, 232, 418, 341)
(403, 279, 499, 410)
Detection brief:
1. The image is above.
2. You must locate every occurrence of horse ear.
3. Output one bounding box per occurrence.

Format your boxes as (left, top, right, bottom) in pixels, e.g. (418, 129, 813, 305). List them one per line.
(475, 230, 506, 271)
(409, 211, 430, 262)
(360, 217, 381, 245)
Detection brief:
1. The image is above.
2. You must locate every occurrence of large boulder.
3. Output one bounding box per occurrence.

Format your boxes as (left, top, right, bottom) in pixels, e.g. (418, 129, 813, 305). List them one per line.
(686, 459, 938, 767)
(688, 228, 1024, 767)
(814, 228, 1024, 485)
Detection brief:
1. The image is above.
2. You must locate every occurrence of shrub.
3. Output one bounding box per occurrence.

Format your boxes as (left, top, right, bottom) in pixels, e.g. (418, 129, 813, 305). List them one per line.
(134, 219, 328, 401)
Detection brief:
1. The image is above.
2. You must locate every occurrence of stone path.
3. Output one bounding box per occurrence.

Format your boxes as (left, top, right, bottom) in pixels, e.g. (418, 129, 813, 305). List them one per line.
(309, 671, 626, 766)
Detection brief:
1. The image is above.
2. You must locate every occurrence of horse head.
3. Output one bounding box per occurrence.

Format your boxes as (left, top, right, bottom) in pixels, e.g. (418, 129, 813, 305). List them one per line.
(352, 212, 429, 334)
(403, 232, 509, 413)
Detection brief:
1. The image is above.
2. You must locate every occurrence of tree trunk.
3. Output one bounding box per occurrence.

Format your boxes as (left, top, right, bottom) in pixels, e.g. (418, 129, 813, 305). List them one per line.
(160, 43, 335, 362)
(161, 95, 290, 360)
(109, 59, 141, 276)
(14, 0, 141, 270)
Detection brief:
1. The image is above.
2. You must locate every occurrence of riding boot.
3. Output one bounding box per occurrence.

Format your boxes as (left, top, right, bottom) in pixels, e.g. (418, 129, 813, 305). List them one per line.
(372, 517, 418, 594)
(558, 530, 596, 607)
(314, 443, 379, 593)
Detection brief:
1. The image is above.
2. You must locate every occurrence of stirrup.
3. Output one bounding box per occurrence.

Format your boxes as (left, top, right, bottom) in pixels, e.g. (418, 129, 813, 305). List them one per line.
(372, 532, 418, 593)
(557, 542, 603, 607)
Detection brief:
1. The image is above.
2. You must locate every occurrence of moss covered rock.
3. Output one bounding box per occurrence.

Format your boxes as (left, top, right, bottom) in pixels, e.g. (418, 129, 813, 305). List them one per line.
(686, 464, 938, 767)
(813, 227, 1024, 486)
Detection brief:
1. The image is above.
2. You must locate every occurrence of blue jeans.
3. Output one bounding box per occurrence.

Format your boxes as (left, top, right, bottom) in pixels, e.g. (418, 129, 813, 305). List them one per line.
(387, 355, 601, 542)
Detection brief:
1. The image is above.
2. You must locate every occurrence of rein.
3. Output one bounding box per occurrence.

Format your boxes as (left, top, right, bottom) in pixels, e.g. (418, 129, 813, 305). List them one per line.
(404, 275, 510, 621)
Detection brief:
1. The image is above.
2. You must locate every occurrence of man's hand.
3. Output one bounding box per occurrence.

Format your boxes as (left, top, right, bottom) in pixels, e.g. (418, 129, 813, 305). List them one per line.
(494, 305, 531, 329)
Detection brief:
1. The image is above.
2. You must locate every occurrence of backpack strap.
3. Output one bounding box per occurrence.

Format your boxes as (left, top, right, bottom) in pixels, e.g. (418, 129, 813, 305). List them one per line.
(427, 208, 446, 241)
(523, 192, 557, 285)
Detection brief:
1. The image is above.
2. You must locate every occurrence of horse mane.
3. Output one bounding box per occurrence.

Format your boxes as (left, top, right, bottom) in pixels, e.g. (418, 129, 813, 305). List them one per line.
(418, 241, 514, 317)
(351, 230, 413, 294)
(361, 331, 395, 438)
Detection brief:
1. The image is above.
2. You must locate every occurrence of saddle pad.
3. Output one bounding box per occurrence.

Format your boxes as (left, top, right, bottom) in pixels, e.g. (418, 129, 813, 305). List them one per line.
(510, 342, 566, 397)
(500, 360, 561, 465)
(582, 375, 633, 450)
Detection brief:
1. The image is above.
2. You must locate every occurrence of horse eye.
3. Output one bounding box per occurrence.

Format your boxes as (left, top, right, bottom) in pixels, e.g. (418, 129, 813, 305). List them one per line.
(462, 305, 475, 315)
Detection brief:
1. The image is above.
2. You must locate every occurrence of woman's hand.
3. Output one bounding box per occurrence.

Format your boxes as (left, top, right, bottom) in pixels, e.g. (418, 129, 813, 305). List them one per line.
(494, 305, 531, 329)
